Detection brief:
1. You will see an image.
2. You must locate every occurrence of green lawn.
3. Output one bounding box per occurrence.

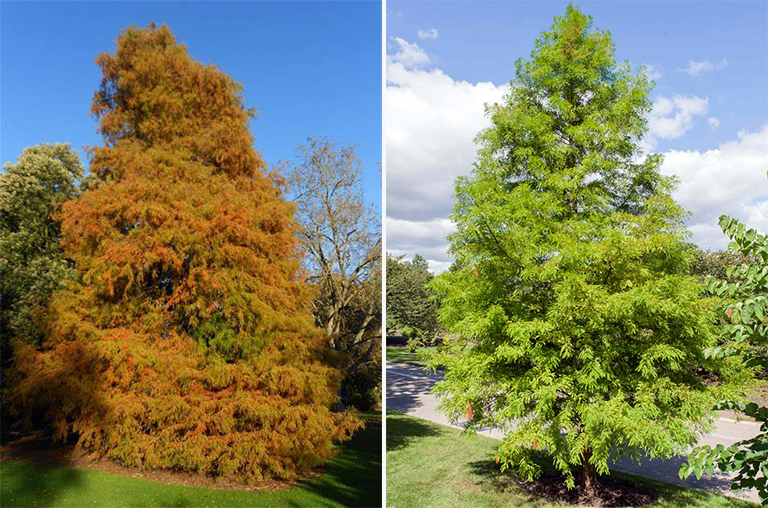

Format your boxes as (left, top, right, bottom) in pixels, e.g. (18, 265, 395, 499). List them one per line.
(0, 414, 381, 508)
(386, 346, 436, 366)
(386, 411, 757, 508)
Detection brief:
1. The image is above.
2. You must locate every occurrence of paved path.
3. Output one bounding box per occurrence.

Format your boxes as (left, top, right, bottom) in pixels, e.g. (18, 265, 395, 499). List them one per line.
(386, 361, 762, 503)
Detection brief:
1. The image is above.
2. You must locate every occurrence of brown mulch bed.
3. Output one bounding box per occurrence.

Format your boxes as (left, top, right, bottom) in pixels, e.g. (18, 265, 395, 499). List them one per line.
(517, 473, 657, 507)
(0, 434, 314, 492)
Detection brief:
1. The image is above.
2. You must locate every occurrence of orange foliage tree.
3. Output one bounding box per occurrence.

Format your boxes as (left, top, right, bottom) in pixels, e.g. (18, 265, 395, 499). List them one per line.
(5, 24, 360, 482)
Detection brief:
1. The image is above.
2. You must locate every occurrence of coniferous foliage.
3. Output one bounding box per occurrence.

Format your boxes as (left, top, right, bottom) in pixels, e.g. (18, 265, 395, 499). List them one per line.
(6, 24, 359, 482)
(428, 5, 750, 491)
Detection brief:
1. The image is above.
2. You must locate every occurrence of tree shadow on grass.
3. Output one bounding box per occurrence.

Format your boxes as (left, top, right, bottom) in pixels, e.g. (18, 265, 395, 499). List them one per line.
(467, 455, 758, 508)
(1, 339, 108, 507)
(293, 419, 383, 508)
(0, 460, 85, 507)
(386, 410, 440, 452)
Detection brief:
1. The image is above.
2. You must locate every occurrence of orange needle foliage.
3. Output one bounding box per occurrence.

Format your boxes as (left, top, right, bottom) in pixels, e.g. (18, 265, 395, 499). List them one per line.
(6, 24, 360, 483)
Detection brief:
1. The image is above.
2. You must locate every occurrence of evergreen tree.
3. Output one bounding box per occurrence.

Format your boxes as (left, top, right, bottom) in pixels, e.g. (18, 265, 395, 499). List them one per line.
(429, 5, 749, 492)
(6, 24, 359, 482)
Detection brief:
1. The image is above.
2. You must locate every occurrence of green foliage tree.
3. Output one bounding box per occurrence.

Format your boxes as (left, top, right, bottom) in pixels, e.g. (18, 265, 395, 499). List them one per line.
(0, 143, 83, 439)
(690, 245, 754, 281)
(5, 25, 359, 482)
(428, 5, 749, 492)
(0, 144, 83, 348)
(680, 215, 768, 505)
(386, 253, 439, 340)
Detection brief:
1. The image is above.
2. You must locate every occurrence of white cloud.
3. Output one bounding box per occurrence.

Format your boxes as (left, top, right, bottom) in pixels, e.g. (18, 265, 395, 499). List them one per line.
(708, 117, 720, 131)
(386, 217, 456, 269)
(644, 95, 708, 150)
(386, 39, 508, 272)
(387, 37, 432, 69)
(641, 63, 663, 81)
(682, 58, 728, 77)
(417, 28, 439, 40)
(660, 125, 768, 249)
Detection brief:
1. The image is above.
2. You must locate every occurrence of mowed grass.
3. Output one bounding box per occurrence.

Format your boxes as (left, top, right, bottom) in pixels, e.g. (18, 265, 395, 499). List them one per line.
(386, 346, 436, 366)
(386, 411, 758, 508)
(0, 413, 381, 508)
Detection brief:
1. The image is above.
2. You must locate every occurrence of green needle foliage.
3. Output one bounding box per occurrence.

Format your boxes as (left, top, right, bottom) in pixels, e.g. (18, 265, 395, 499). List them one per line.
(428, 4, 750, 492)
(680, 215, 768, 505)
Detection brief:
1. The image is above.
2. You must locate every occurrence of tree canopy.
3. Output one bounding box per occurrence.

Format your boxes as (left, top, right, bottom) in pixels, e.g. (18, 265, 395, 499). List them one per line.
(6, 24, 359, 483)
(285, 137, 382, 410)
(0, 144, 83, 350)
(0, 144, 84, 439)
(386, 253, 439, 339)
(428, 4, 749, 491)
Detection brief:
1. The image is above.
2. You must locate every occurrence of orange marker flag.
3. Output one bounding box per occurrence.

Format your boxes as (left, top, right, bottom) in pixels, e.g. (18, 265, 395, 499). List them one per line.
(466, 402, 473, 420)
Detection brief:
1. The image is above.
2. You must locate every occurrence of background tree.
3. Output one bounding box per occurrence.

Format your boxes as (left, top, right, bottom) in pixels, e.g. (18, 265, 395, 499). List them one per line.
(386, 253, 440, 341)
(0, 143, 83, 440)
(681, 215, 768, 505)
(428, 5, 749, 494)
(5, 24, 359, 483)
(690, 245, 755, 281)
(285, 137, 382, 410)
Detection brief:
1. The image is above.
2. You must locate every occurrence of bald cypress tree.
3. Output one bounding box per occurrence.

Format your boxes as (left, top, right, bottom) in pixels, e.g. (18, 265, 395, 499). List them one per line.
(429, 5, 749, 492)
(7, 24, 359, 482)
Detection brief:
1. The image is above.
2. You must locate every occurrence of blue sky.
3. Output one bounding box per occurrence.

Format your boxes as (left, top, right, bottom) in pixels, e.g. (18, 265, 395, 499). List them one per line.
(1, 1, 382, 207)
(386, 1, 768, 272)
(388, 0, 767, 153)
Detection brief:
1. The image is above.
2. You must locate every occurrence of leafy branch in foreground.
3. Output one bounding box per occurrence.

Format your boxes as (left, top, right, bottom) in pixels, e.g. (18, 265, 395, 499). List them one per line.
(680, 215, 768, 505)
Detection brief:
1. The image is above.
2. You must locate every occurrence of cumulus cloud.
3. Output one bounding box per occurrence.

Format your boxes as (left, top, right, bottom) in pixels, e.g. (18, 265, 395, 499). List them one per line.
(682, 58, 728, 77)
(387, 37, 432, 70)
(660, 125, 768, 249)
(386, 39, 508, 272)
(644, 95, 709, 150)
(417, 28, 439, 40)
(641, 63, 663, 81)
(708, 117, 720, 131)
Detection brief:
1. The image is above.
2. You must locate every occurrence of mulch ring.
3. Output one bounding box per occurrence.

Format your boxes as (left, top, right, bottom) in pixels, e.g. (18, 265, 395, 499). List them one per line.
(0, 434, 317, 492)
(518, 472, 657, 507)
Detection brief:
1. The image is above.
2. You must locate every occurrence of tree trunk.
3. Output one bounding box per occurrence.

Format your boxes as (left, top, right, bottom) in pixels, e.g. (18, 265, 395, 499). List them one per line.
(580, 447, 598, 495)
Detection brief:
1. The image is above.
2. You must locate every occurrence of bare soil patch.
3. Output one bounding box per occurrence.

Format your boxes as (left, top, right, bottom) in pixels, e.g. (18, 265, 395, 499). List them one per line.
(518, 472, 657, 507)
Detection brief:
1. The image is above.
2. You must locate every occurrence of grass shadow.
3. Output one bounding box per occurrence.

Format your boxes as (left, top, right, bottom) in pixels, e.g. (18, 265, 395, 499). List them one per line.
(296, 416, 382, 507)
(0, 460, 85, 507)
(386, 410, 440, 452)
(466, 455, 758, 508)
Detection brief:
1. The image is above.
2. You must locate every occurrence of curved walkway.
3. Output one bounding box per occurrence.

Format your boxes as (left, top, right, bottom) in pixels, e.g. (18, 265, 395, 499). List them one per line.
(386, 361, 761, 504)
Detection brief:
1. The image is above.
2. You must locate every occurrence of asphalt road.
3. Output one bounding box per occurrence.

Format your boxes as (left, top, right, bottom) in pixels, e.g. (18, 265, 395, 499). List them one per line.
(386, 361, 762, 503)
